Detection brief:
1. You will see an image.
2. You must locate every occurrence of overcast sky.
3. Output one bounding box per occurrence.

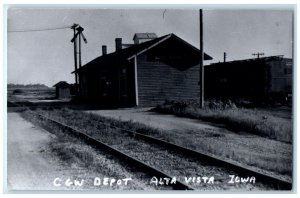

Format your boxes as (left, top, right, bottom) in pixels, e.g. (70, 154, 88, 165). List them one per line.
(7, 9, 293, 86)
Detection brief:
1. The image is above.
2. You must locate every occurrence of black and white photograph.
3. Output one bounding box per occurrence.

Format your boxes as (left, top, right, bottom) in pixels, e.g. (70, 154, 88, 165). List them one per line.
(5, 5, 294, 192)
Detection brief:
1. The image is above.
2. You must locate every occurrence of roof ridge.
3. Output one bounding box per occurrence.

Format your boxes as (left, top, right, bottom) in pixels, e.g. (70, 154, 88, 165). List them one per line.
(73, 33, 213, 74)
(73, 34, 171, 73)
(209, 55, 285, 65)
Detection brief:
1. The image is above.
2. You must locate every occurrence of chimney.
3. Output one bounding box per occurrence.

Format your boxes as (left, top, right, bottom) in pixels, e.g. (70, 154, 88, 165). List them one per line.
(102, 45, 107, 56)
(115, 38, 122, 51)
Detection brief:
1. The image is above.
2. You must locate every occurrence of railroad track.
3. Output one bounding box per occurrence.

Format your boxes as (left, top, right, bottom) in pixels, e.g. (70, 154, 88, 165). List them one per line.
(32, 112, 195, 190)
(36, 113, 292, 190)
(8, 103, 292, 190)
(96, 118, 293, 190)
(8, 102, 192, 190)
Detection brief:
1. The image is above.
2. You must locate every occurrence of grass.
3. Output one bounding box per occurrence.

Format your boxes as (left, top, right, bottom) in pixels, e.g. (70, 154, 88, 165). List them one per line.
(153, 100, 292, 143)
(19, 107, 292, 179)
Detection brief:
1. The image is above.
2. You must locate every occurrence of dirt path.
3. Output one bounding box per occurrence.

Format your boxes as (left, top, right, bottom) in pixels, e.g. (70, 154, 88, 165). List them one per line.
(88, 108, 224, 132)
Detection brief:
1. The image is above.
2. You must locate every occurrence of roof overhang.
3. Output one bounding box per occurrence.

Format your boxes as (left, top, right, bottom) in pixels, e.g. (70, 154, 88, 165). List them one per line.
(128, 34, 213, 70)
(73, 33, 213, 74)
(128, 34, 212, 61)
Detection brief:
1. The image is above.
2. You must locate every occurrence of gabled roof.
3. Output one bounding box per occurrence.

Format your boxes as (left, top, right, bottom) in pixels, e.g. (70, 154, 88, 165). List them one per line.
(53, 81, 70, 88)
(74, 33, 213, 74)
(133, 33, 158, 40)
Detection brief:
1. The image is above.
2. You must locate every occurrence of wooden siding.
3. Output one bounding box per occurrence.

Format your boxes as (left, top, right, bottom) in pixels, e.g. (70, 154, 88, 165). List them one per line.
(136, 55, 200, 107)
(56, 87, 71, 99)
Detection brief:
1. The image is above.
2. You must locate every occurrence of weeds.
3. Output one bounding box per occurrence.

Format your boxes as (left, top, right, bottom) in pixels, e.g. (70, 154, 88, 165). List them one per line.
(154, 100, 292, 143)
(20, 108, 292, 179)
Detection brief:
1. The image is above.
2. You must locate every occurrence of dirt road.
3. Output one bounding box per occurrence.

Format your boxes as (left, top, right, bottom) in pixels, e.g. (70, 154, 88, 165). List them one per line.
(7, 113, 68, 190)
(7, 112, 156, 191)
(6, 113, 101, 190)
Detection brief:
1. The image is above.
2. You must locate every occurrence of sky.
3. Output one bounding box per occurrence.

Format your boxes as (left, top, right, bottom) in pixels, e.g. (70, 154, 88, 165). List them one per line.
(7, 8, 293, 86)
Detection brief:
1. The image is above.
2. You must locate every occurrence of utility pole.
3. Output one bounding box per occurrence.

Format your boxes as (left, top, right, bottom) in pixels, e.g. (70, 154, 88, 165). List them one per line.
(224, 52, 227, 62)
(71, 24, 79, 85)
(252, 52, 264, 59)
(75, 26, 87, 68)
(199, 9, 204, 108)
(71, 25, 88, 86)
(78, 28, 82, 67)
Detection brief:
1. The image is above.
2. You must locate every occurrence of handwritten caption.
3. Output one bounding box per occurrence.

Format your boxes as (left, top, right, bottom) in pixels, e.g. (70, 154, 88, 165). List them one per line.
(53, 175, 256, 187)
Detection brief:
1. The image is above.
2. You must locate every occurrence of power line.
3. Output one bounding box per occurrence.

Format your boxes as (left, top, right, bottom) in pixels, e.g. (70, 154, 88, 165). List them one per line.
(8, 25, 72, 33)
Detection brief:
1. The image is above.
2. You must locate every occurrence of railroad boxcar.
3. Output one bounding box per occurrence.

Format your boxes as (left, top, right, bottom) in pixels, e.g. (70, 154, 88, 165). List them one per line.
(204, 56, 292, 103)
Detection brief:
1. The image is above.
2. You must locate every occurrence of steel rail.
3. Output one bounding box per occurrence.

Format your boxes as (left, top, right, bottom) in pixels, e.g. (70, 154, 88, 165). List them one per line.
(87, 116, 293, 190)
(35, 113, 195, 191)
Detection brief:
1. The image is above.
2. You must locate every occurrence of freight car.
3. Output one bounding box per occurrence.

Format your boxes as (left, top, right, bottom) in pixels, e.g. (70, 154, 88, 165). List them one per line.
(204, 56, 292, 104)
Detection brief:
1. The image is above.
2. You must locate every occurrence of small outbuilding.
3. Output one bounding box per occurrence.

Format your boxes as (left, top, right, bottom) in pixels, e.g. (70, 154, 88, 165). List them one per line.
(53, 81, 72, 99)
(74, 33, 213, 107)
